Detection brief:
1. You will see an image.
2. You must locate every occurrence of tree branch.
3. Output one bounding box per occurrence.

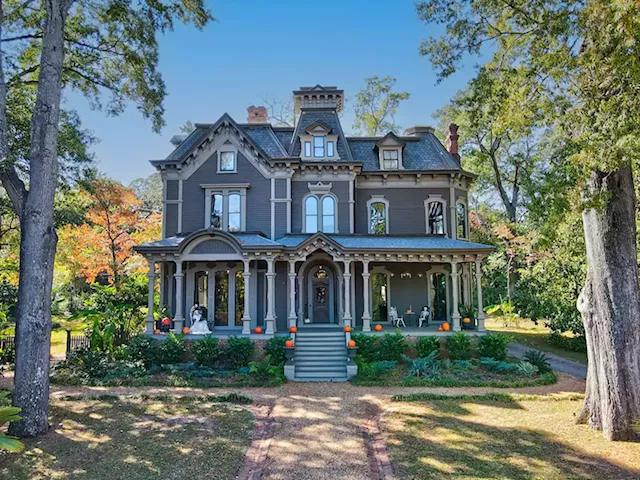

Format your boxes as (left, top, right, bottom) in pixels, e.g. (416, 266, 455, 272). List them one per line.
(1, 33, 43, 43)
(0, 165, 27, 218)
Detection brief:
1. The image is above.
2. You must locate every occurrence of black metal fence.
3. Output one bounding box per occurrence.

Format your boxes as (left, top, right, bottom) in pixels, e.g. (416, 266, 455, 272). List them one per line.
(65, 329, 89, 353)
(0, 335, 15, 351)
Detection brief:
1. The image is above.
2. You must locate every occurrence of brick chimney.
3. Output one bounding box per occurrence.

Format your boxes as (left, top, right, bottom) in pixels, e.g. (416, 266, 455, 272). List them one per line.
(247, 105, 268, 124)
(445, 123, 460, 161)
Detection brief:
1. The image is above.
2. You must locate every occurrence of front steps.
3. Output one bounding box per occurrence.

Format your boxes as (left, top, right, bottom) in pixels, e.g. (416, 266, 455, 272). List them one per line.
(293, 328, 348, 382)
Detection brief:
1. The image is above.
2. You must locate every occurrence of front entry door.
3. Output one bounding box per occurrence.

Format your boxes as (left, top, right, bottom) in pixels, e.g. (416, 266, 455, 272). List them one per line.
(431, 273, 447, 321)
(308, 265, 333, 324)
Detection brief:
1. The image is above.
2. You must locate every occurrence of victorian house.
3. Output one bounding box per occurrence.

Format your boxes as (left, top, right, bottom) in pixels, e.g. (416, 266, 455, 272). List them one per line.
(135, 85, 494, 380)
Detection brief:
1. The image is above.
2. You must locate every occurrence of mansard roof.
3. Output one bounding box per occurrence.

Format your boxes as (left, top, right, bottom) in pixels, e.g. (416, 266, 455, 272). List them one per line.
(158, 106, 461, 172)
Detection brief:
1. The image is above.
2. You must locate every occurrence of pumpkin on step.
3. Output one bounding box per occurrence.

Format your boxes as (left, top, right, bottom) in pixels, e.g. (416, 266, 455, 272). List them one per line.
(289, 326, 297, 333)
(254, 326, 263, 334)
(374, 324, 383, 332)
(344, 326, 351, 333)
(347, 340, 356, 348)
(285, 339, 294, 348)
(182, 327, 190, 334)
(437, 327, 444, 331)
(154, 329, 161, 335)
(442, 322, 450, 331)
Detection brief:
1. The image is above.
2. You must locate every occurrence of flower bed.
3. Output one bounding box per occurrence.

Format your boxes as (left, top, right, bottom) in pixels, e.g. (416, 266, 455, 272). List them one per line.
(51, 333, 286, 388)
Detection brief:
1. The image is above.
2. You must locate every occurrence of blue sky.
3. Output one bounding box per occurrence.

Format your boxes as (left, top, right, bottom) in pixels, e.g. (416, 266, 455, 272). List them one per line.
(65, 0, 477, 185)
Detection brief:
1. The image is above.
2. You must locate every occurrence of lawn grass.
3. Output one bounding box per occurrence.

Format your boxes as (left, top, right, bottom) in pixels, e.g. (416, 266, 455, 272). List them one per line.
(486, 318, 588, 364)
(383, 396, 640, 480)
(0, 395, 254, 480)
(1, 315, 87, 357)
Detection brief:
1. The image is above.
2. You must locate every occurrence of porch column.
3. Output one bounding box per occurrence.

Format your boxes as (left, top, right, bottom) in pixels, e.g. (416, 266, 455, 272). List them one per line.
(475, 259, 486, 332)
(288, 260, 297, 328)
(173, 260, 185, 332)
(297, 274, 304, 323)
(343, 259, 352, 327)
(145, 259, 155, 334)
(242, 259, 252, 334)
(265, 258, 276, 335)
(450, 260, 461, 331)
(361, 260, 371, 332)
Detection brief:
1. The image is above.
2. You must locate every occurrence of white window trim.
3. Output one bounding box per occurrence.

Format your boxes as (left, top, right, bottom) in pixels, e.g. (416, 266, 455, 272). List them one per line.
(378, 146, 404, 170)
(217, 145, 238, 173)
(424, 195, 448, 235)
(456, 196, 469, 240)
(202, 184, 248, 231)
(367, 195, 389, 234)
(302, 192, 339, 233)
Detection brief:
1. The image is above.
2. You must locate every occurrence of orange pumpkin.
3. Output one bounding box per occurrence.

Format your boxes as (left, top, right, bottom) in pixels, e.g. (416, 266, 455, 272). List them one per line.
(442, 322, 450, 331)
(161, 317, 171, 326)
(154, 329, 161, 334)
(438, 327, 444, 331)
(347, 340, 356, 348)
(374, 324, 383, 332)
(463, 317, 471, 324)
(182, 327, 190, 334)
(344, 326, 351, 333)
(254, 326, 263, 334)
(289, 326, 297, 334)
(285, 339, 294, 348)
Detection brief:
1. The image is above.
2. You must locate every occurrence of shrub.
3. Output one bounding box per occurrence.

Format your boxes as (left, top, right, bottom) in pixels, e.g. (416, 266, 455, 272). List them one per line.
(159, 333, 187, 364)
(377, 330, 406, 361)
(476, 333, 510, 361)
(548, 331, 587, 353)
(126, 334, 160, 368)
(415, 336, 440, 358)
(0, 343, 16, 366)
(225, 336, 255, 368)
(478, 357, 520, 374)
(351, 333, 379, 363)
(446, 332, 472, 360)
(353, 358, 396, 381)
(265, 336, 288, 365)
(249, 355, 284, 386)
(403, 352, 441, 379)
(515, 361, 539, 377)
(192, 336, 221, 366)
(524, 349, 552, 373)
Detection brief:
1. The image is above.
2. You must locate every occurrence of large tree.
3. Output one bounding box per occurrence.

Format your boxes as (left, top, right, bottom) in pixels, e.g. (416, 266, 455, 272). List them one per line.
(353, 76, 410, 136)
(0, 0, 212, 437)
(417, 0, 640, 440)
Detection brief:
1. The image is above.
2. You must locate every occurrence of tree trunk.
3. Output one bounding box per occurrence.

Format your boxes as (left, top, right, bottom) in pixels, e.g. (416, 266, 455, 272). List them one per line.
(576, 166, 640, 441)
(9, 0, 70, 438)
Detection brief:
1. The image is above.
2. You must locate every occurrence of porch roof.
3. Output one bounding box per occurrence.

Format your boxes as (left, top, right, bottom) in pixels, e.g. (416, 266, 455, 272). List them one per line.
(277, 234, 494, 253)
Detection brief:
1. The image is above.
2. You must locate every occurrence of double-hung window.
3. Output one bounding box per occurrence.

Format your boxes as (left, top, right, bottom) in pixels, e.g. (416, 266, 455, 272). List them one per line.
(204, 186, 247, 232)
(313, 136, 325, 157)
(382, 150, 399, 169)
(219, 151, 236, 172)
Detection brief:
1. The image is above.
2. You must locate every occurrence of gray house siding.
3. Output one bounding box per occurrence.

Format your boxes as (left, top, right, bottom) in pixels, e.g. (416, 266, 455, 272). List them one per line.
(166, 180, 179, 200)
(291, 179, 350, 234)
(274, 202, 287, 239)
(275, 179, 287, 199)
(176, 149, 271, 235)
(165, 204, 179, 237)
(355, 187, 451, 235)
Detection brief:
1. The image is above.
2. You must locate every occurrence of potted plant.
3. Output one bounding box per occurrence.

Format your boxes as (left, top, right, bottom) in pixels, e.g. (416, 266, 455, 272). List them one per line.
(458, 303, 476, 330)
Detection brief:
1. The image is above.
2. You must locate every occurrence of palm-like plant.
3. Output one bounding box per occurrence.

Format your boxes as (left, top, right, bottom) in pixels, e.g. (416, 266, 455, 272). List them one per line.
(0, 392, 24, 452)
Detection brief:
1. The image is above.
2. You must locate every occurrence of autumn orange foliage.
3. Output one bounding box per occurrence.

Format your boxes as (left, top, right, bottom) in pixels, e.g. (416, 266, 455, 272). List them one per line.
(57, 179, 160, 287)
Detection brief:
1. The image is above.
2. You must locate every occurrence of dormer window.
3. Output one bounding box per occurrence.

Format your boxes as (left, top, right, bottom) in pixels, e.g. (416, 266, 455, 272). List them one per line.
(300, 120, 340, 160)
(376, 132, 405, 170)
(382, 149, 399, 169)
(313, 136, 325, 157)
(217, 146, 237, 173)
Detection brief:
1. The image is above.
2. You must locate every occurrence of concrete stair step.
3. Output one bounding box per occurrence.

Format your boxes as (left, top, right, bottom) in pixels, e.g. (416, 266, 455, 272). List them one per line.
(293, 376, 348, 382)
(295, 359, 346, 367)
(294, 353, 347, 360)
(296, 366, 347, 373)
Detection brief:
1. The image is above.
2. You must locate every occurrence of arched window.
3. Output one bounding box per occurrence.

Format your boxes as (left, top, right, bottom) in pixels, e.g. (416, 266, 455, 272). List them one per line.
(428, 201, 445, 234)
(369, 201, 388, 234)
(457, 202, 467, 239)
(228, 193, 241, 232)
(305, 196, 318, 233)
(322, 196, 335, 233)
